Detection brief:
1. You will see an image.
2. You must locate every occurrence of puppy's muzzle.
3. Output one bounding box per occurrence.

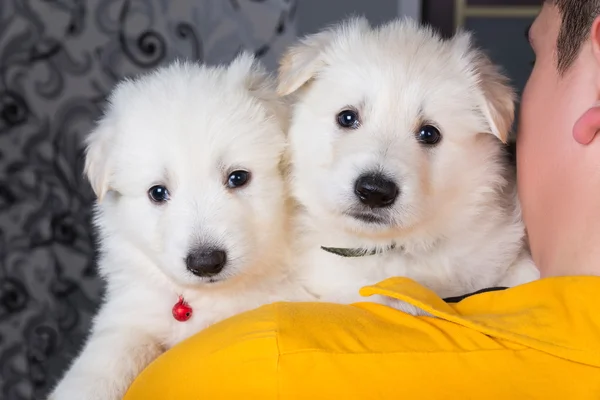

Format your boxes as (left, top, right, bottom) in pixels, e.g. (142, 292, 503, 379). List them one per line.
(354, 173, 399, 208)
(185, 247, 227, 277)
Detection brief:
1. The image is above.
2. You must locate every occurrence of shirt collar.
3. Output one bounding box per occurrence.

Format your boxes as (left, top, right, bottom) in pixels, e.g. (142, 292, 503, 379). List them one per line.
(360, 276, 600, 367)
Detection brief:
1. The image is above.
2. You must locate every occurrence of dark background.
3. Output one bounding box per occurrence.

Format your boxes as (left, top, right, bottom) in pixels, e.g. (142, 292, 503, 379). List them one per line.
(0, 1, 539, 399)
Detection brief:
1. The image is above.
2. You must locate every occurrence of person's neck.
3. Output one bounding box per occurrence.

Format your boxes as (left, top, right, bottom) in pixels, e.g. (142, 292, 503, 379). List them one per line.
(543, 247, 600, 278)
(539, 194, 600, 278)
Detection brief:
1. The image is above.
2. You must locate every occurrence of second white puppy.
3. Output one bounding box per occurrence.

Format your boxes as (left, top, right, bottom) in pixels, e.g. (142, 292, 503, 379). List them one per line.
(49, 53, 308, 400)
(279, 18, 539, 306)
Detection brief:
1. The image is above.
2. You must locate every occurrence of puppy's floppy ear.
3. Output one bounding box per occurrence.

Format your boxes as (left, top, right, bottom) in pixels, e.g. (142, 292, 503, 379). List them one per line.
(474, 55, 515, 144)
(277, 17, 370, 96)
(229, 51, 291, 132)
(84, 120, 115, 202)
(276, 32, 330, 96)
(230, 51, 278, 101)
(453, 32, 515, 143)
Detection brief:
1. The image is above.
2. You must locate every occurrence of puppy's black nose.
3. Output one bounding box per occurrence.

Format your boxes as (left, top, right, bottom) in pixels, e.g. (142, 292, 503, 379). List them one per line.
(185, 248, 227, 277)
(354, 173, 399, 208)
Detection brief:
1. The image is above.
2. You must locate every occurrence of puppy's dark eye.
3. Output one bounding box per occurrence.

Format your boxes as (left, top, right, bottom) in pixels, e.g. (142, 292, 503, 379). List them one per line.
(227, 170, 250, 189)
(336, 109, 360, 129)
(148, 185, 170, 203)
(417, 125, 442, 145)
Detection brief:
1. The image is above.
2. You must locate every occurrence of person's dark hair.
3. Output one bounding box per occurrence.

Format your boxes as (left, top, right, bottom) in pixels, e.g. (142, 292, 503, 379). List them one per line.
(549, 0, 600, 72)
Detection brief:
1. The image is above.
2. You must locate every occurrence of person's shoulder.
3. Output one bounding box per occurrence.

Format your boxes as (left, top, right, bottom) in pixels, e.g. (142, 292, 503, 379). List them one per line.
(169, 275, 600, 361)
(124, 277, 600, 399)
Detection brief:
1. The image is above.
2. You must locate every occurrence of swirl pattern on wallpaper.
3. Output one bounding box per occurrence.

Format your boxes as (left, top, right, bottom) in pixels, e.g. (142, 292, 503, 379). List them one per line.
(0, 1, 296, 398)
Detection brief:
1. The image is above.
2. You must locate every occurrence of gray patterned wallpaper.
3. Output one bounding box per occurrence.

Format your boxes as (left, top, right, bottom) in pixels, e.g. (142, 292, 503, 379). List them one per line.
(0, 1, 296, 399)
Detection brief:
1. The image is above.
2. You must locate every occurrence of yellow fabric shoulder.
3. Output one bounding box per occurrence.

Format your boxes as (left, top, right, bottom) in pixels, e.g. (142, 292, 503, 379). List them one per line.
(124, 277, 600, 399)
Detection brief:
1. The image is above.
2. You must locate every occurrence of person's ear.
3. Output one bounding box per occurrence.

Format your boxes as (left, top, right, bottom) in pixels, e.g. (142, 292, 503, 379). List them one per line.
(573, 102, 600, 145)
(573, 16, 600, 145)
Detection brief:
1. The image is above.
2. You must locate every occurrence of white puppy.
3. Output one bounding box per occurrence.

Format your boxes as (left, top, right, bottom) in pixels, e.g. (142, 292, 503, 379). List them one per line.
(279, 18, 539, 306)
(49, 53, 308, 400)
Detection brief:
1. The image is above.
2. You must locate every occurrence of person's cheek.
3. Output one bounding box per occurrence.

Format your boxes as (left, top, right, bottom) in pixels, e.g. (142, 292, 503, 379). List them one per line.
(516, 69, 546, 241)
(516, 75, 538, 184)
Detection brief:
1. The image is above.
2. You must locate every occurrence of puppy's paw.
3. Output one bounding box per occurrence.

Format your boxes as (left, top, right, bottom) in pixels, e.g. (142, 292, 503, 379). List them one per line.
(371, 294, 433, 317)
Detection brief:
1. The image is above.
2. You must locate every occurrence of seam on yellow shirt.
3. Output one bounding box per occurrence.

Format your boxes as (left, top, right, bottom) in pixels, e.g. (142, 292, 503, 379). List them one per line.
(275, 328, 281, 400)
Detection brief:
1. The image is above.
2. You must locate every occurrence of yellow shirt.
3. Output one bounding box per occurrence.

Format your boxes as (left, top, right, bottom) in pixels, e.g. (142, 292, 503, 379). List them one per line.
(124, 277, 600, 399)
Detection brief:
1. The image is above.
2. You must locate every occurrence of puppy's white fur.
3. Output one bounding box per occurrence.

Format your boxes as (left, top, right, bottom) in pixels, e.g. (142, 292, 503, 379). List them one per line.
(280, 18, 539, 305)
(49, 54, 309, 400)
